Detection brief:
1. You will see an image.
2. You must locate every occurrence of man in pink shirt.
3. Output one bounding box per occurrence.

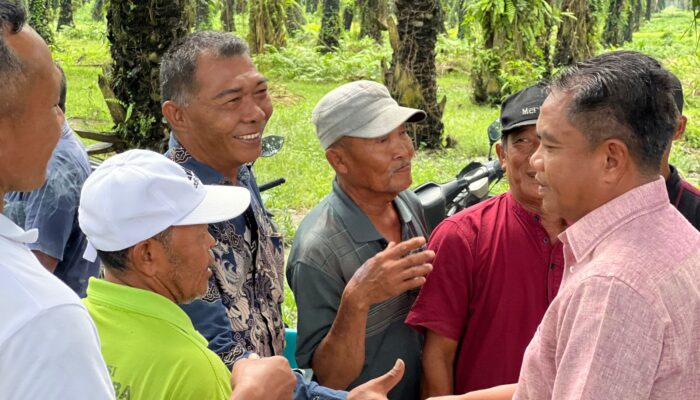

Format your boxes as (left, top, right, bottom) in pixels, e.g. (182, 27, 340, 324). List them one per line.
(444, 51, 700, 400)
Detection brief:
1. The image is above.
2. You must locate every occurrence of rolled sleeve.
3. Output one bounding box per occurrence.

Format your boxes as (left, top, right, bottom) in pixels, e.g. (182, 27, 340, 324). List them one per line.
(287, 260, 345, 369)
(405, 220, 474, 341)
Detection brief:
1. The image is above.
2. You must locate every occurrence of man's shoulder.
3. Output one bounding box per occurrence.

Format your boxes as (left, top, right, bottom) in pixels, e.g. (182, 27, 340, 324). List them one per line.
(437, 192, 510, 233)
(0, 241, 82, 340)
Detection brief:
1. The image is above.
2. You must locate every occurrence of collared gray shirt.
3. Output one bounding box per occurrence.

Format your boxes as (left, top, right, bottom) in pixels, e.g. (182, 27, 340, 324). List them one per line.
(286, 179, 429, 400)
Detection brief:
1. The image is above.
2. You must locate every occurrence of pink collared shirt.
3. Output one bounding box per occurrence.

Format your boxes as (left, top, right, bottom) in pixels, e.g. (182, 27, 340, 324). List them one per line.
(515, 178, 700, 400)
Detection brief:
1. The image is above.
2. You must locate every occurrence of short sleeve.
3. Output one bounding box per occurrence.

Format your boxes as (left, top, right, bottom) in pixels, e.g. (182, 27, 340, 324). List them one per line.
(0, 305, 115, 399)
(516, 276, 665, 400)
(405, 219, 475, 341)
(22, 159, 83, 260)
(287, 259, 345, 369)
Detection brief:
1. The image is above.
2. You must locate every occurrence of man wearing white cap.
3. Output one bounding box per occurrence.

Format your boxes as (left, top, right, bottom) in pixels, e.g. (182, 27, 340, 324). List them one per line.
(287, 80, 435, 399)
(80, 149, 412, 400)
(79, 149, 299, 399)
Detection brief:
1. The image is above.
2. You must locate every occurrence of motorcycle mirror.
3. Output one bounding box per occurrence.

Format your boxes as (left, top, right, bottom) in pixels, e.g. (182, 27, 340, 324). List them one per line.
(487, 119, 502, 146)
(260, 135, 285, 158)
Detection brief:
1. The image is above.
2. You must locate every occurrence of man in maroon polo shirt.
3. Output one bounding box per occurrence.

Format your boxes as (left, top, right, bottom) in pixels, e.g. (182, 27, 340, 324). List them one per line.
(406, 83, 567, 397)
(664, 73, 699, 230)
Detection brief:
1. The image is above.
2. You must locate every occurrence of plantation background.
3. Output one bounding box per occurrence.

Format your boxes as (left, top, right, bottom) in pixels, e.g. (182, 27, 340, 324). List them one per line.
(47, 2, 699, 326)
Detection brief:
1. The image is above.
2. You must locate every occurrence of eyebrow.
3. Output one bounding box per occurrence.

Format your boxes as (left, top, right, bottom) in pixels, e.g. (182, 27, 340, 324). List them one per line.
(211, 78, 269, 101)
(538, 130, 561, 145)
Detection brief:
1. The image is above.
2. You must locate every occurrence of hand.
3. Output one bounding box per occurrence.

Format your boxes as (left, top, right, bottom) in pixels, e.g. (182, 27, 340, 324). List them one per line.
(345, 237, 435, 308)
(230, 354, 296, 400)
(346, 359, 405, 400)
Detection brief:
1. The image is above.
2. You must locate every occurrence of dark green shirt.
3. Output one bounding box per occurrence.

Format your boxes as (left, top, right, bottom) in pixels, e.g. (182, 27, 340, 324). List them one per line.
(286, 179, 429, 400)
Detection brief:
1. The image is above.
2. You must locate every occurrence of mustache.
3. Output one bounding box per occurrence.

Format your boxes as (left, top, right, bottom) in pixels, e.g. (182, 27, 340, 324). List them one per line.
(390, 160, 412, 174)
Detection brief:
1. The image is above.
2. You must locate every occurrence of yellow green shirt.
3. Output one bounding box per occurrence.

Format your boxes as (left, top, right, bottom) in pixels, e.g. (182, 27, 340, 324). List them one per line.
(83, 278, 232, 400)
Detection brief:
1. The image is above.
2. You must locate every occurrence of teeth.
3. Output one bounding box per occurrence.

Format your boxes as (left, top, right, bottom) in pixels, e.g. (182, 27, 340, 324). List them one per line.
(237, 133, 261, 141)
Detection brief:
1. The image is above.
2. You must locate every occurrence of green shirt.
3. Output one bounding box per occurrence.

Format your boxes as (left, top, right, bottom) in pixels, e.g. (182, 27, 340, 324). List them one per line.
(83, 278, 232, 400)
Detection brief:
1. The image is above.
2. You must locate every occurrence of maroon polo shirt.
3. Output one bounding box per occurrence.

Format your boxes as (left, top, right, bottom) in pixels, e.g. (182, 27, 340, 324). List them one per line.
(406, 191, 564, 394)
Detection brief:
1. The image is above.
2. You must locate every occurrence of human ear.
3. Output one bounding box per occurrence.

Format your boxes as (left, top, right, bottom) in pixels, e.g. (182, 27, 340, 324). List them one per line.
(601, 139, 629, 183)
(162, 100, 189, 134)
(325, 147, 349, 175)
(495, 143, 507, 174)
(129, 240, 160, 277)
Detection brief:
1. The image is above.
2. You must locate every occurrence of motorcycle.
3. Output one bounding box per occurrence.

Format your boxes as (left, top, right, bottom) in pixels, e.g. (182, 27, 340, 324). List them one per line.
(414, 119, 505, 233)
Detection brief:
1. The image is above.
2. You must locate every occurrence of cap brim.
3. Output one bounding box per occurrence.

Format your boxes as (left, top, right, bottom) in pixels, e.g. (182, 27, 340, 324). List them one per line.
(175, 185, 251, 226)
(348, 105, 426, 139)
(501, 118, 538, 133)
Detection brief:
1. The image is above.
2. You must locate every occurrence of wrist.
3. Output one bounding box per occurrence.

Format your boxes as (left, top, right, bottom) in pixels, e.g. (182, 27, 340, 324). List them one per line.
(342, 283, 370, 311)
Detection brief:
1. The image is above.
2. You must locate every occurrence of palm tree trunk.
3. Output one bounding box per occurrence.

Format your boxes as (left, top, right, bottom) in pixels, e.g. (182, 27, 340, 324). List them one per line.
(106, 0, 193, 151)
(318, 0, 341, 52)
(57, 0, 73, 30)
(385, 0, 445, 148)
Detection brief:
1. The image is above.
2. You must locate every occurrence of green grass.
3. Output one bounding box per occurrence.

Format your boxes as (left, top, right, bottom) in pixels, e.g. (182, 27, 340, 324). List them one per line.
(53, 2, 700, 327)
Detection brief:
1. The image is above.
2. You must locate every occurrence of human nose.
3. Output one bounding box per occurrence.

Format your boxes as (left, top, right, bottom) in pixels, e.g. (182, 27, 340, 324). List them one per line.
(530, 143, 544, 172)
(240, 96, 266, 122)
(394, 134, 415, 159)
(206, 231, 216, 249)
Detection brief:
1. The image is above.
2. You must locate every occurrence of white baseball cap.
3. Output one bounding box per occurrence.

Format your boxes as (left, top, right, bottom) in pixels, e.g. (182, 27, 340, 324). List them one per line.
(79, 149, 251, 261)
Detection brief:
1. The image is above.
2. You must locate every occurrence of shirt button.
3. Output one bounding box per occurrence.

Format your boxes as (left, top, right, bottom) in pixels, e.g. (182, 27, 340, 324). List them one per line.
(569, 266, 574, 273)
(543, 237, 549, 244)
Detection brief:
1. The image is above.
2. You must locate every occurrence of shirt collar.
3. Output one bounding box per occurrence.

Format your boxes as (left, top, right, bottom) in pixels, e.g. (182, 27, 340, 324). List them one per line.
(86, 278, 205, 341)
(560, 177, 668, 263)
(0, 214, 38, 243)
(329, 178, 413, 243)
(168, 135, 247, 185)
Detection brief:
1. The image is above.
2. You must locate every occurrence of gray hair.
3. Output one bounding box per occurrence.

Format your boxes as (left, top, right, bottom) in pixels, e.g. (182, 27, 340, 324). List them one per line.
(0, 1, 27, 117)
(160, 31, 249, 106)
(550, 50, 678, 175)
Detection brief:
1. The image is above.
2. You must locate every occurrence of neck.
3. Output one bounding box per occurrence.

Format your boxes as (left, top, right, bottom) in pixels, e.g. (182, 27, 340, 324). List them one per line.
(104, 269, 177, 303)
(176, 134, 241, 183)
(516, 196, 566, 241)
(661, 163, 672, 181)
(337, 178, 397, 218)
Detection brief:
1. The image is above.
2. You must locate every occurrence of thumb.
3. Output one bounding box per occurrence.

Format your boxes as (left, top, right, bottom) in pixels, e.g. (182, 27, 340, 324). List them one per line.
(374, 359, 405, 393)
(247, 353, 260, 360)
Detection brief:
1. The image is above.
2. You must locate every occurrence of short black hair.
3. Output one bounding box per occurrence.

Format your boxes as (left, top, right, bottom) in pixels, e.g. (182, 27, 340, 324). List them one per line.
(668, 71, 683, 114)
(550, 50, 678, 175)
(57, 63, 67, 113)
(0, 1, 27, 116)
(160, 31, 249, 105)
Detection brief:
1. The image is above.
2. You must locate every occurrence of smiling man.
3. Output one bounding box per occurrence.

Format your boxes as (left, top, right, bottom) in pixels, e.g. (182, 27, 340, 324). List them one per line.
(287, 80, 435, 399)
(160, 31, 285, 366)
(407, 84, 566, 398)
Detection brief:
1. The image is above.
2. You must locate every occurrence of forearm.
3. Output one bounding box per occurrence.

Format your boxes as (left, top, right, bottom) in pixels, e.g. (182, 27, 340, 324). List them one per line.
(312, 288, 369, 389)
(421, 331, 457, 399)
(420, 356, 454, 399)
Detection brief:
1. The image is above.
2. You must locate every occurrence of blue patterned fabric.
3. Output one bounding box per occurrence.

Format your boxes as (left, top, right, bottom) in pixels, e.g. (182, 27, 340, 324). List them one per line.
(166, 138, 285, 366)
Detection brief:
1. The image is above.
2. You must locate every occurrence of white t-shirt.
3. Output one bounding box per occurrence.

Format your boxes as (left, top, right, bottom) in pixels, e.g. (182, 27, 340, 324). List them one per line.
(0, 214, 114, 399)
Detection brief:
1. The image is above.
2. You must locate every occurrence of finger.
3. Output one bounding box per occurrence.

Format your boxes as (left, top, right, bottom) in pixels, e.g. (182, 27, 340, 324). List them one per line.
(380, 236, 426, 259)
(398, 263, 433, 281)
(248, 353, 260, 360)
(374, 359, 405, 393)
(390, 249, 435, 270)
(396, 276, 427, 293)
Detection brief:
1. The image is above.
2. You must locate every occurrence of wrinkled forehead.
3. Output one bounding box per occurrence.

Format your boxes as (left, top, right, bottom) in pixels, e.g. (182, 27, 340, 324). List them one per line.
(192, 53, 262, 91)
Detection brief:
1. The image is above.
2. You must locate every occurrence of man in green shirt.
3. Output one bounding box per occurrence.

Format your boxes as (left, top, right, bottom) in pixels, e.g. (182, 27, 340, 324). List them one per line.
(79, 149, 408, 400)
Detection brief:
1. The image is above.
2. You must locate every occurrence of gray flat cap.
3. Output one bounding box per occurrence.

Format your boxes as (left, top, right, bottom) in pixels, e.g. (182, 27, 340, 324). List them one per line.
(312, 80, 427, 149)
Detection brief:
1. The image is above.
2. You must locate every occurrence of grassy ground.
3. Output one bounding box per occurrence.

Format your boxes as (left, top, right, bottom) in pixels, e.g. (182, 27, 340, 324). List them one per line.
(54, 4, 700, 327)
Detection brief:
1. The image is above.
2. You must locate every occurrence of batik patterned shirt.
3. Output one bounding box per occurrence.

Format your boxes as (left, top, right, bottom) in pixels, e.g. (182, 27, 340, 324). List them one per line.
(167, 139, 285, 367)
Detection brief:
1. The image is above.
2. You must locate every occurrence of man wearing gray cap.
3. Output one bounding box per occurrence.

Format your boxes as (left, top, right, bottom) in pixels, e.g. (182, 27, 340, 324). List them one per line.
(286, 80, 435, 399)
